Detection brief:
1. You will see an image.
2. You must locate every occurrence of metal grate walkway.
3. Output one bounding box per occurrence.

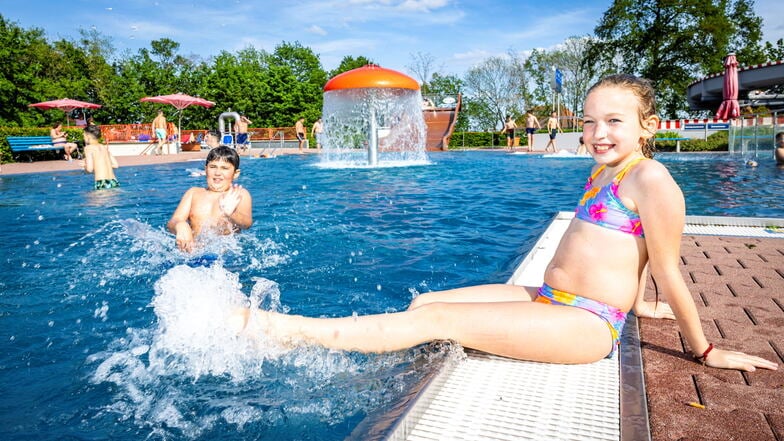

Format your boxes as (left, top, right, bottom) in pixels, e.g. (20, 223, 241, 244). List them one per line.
(379, 213, 784, 441)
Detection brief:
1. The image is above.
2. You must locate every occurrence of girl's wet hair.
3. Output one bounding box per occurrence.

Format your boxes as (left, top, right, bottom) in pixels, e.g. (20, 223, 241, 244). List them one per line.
(206, 146, 240, 169)
(587, 74, 658, 158)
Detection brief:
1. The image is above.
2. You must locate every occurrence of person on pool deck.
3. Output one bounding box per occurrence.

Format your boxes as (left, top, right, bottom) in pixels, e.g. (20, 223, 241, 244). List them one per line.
(234, 114, 252, 151)
(167, 146, 253, 253)
(544, 111, 563, 152)
(525, 111, 541, 151)
(82, 125, 120, 190)
(775, 131, 784, 166)
(151, 110, 168, 155)
(231, 74, 777, 373)
(51, 123, 79, 161)
(504, 116, 517, 150)
(295, 117, 307, 152)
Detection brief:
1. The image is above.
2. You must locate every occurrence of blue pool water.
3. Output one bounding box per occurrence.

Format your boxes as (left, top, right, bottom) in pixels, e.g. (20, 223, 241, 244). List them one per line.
(1, 152, 783, 440)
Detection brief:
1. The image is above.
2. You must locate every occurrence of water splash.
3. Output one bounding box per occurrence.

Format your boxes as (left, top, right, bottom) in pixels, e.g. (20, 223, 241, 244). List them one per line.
(319, 88, 430, 168)
(86, 263, 457, 438)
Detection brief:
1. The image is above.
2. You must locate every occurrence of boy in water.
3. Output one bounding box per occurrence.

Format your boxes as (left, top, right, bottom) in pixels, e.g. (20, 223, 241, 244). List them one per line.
(167, 146, 253, 252)
(82, 125, 120, 190)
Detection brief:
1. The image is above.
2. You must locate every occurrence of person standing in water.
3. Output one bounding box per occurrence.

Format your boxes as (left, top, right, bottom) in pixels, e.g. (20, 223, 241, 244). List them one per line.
(167, 146, 253, 252)
(230, 74, 777, 373)
(82, 125, 120, 190)
(311, 118, 324, 151)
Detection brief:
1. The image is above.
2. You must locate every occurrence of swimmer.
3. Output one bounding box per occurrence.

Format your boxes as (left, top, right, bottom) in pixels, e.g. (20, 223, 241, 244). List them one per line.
(167, 146, 253, 252)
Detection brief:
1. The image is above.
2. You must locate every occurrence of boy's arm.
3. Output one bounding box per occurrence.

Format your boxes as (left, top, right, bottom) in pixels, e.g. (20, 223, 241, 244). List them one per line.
(84, 147, 94, 173)
(168, 189, 196, 251)
(109, 147, 119, 169)
(220, 186, 253, 230)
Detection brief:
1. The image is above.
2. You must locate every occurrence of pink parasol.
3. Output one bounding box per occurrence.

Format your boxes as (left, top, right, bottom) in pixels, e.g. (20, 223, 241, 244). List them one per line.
(140, 93, 215, 152)
(715, 53, 740, 120)
(28, 98, 102, 125)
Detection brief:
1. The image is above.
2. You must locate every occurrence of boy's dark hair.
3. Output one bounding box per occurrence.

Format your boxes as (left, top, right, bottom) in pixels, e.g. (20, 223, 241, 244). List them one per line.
(84, 124, 102, 139)
(206, 146, 240, 169)
(207, 129, 221, 138)
(776, 132, 784, 143)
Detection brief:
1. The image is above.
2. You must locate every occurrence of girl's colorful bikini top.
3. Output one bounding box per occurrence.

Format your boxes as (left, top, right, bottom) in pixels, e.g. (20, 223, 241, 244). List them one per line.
(574, 157, 646, 237)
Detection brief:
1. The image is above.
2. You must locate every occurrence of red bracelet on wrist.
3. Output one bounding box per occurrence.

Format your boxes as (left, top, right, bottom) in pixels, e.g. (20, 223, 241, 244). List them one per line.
(695, 343, 714, 364)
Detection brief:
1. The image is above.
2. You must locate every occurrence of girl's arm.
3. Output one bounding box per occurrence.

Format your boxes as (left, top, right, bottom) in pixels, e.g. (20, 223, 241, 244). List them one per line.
(634, 162, 777, 372)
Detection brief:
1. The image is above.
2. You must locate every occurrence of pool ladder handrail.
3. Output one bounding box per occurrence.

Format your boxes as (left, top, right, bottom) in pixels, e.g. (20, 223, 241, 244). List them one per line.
(260, 130, 285, 157)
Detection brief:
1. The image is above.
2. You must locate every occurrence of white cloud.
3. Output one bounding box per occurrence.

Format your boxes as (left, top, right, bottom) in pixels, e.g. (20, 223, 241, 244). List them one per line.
(307, 25, 328, 36)
(398, 0, 449, 12)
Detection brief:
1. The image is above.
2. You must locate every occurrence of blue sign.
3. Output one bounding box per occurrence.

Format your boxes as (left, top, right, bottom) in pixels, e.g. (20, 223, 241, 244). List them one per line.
(554, 68, 563, 93)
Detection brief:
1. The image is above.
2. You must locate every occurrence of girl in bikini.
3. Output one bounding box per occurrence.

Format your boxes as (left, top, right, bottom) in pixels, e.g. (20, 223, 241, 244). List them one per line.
(232, 74, 777, 372)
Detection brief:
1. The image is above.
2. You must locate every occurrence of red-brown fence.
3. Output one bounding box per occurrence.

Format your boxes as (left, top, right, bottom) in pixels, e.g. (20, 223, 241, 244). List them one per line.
(94, 124, 298, 143)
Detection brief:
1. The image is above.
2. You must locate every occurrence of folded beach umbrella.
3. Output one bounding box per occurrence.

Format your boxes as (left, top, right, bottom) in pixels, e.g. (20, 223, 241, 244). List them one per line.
(715, 53, 740, 120)
(140, 93, 215, 152)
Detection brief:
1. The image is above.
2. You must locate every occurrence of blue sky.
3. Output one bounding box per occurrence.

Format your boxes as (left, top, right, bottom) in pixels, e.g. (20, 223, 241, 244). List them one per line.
(3, 0, 784, 78)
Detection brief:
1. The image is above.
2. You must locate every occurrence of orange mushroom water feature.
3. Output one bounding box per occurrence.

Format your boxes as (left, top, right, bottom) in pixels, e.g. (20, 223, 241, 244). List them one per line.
(319, 65, 429, 167)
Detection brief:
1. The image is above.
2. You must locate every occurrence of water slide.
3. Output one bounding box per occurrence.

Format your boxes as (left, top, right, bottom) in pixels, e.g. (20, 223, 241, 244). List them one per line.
(687, 59, 784, 111)
(423, 94, 462, 151)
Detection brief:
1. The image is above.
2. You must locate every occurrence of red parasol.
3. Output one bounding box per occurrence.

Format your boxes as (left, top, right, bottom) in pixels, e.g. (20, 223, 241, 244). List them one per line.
(28, 98, 102, 125)
(715, 53, 740, 120)
(140, 93, 215, 152)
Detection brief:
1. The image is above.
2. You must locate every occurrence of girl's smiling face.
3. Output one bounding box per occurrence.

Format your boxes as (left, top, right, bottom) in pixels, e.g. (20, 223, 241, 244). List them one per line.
(205, 159, 239, 192)
(582, 86, 658, 167)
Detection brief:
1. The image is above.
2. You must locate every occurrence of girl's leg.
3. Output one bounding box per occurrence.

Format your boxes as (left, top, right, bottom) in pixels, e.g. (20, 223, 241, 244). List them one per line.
(244, 297, 613, 364)
(407, 283, 537, 310)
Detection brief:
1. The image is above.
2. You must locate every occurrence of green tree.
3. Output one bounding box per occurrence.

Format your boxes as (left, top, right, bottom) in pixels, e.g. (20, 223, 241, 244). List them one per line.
(764, 38, 784, 61)
(0, 15, 56, 126)
(588, 0, 765, 117)
(268, 41, 327, 125)
(428, 73, 469, 131)
(329, 55, 375, 78)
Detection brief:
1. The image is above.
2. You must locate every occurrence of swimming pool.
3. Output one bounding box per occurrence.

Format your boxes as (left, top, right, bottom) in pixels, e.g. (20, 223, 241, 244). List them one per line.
(1, 152, 782, 440)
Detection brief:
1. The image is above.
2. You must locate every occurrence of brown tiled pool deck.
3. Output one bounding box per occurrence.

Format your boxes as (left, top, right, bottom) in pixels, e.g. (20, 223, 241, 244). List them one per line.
(639, 234, 784, 441)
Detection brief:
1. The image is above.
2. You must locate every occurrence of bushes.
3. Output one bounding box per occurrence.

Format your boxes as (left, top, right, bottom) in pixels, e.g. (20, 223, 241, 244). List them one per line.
(447, 131, 540, 149)
(655, 131, 728, 152)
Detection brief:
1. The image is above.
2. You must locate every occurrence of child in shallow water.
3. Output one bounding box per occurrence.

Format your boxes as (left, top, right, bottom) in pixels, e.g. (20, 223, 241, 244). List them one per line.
(82, 125, 119, 190)
(233, 74, 777, 372)
(167, 146, 253, 252)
